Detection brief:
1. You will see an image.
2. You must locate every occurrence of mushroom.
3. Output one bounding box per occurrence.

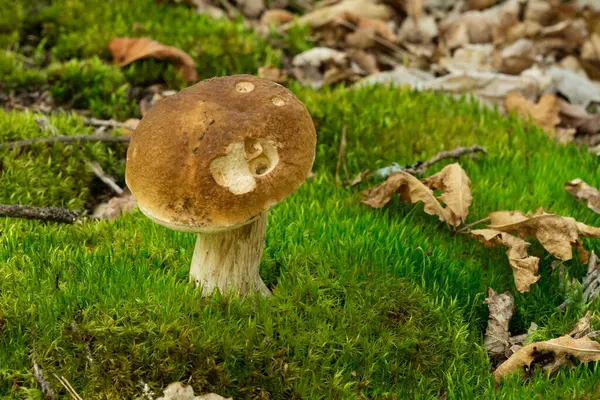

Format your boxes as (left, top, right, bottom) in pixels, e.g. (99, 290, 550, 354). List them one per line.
(126, 75, 316, 296)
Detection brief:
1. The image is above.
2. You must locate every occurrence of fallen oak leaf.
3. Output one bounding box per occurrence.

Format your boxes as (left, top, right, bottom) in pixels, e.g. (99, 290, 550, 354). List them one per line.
(107, 37, 197, 83)
(472, 229, 540, 292)
(504, 92, 560, 135)
(361, 171, 453, 226)
(493, 335, 600, 382)
(483, 288, 515, 359)
(422, 163, 472, 227)
(489, 210, 600, 262)
(282, 0, 393, 30)
(565, 178, 600, 214)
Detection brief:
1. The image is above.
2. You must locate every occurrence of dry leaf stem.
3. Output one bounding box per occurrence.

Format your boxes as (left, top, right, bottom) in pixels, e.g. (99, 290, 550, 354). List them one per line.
(54, 375, 83, 400)
(405, 144, 487, 176)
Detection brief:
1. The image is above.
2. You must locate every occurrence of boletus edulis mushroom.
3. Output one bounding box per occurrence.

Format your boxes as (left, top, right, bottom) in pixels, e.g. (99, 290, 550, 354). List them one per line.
(126, 75, 316, 296)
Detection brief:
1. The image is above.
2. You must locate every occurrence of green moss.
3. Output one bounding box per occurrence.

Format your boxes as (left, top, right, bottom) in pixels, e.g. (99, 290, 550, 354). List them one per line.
(0, 51, 47, 91)
(1, 85, 600, 397)
(0, 109, 126, 210)
(47, 57, 137, 119)
(39, 0, 280, 80)
(0, 0, 24, 48)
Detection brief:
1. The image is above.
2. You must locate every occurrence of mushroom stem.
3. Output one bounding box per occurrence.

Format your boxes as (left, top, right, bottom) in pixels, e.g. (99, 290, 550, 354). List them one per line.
(189, 212, 271, 297)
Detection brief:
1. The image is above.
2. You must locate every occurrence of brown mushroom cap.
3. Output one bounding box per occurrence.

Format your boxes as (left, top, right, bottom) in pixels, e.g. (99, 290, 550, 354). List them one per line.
(125, 74, 316, 233)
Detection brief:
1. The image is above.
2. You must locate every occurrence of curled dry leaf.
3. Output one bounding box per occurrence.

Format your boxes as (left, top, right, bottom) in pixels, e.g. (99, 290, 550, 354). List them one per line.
(107, 38, 197, 83)
(439, 44, 495, 73)
(494, 39, 535, 75)
(558, 100, 600, 136)
(398, 15, 438, 44)
(337, 12, 398, 43)
(472, 229, 540, 292)
(493, 335, 600, 382)
(483, 288, 515, 358)
(565, 178, 600, 214)
(347, 49, 379, 74)
(489, 210, 600, 262)
(260, 9, 295, 26)
(292, 47, 349, 88)
(422, 163, 472, 227)
(361, 163, 471, 229)
(284, 0, 393, 30)
(257, 64, 288, 83)
(504, 92, 560, 134)
(439, 0, 520, 46)
(92, 190, 137, 220)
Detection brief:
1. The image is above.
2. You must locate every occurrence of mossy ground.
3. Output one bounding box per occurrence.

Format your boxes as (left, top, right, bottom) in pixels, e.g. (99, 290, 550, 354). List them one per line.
(2, 0, 600, 399)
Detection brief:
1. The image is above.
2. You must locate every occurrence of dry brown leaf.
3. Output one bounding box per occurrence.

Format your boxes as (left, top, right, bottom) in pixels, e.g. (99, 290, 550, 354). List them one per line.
(403, 0, 424, 18)
(472, 229, 540, 292)
(338, 12, 398, 43)
(285, 0, 393, 30)
(292, 47, 348, 88)
(569, 312, 593, 339)
(257, 65, 288, 83)
(504, 92, 560, 134)
(347, 49, 379, 74)
(107, 37, 197, 83)
(260, 9, 295, 26)
(439, 44, 495, 73)
(559, 100, 600, 136)
(493, 335, 600, 382)
(422, 163, 472, 227)
(439, 0, 520, 46)
(468, 0, 496, 11)
(494, 39, 535, 75)
(398, 15, 438, 44)
(236, 0, 265, 18)
(92, 190, 137, 220)
(361, 171, 453, 226)
(489, 210, 600, 262)
(565, 178, 600, 214)
(483, 288, 515, 358)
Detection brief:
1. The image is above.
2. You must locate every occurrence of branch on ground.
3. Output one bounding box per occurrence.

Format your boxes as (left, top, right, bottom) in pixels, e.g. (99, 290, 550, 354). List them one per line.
(2, 134, 130, 150)
(0, 204, 79, 224)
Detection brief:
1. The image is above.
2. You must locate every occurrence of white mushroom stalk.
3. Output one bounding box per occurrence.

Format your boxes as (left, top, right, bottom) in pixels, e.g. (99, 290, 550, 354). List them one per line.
(189, 213, 271, 296)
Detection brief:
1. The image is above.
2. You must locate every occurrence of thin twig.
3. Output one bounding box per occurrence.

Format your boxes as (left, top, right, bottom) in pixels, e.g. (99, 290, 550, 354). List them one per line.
(2, 134, 130, 149)
(84, 159, 123, 195)
(458, 216, 492, 233)
(54, 375, 83, 400)
(405, 145, 487, 176)
(33, 343, 56, 400)
(0, 204, 79, 224)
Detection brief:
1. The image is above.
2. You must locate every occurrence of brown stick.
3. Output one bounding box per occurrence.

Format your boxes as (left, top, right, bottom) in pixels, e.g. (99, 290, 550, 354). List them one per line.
(2, 134, 130, 150)
(0, 204, 79, 224)
(406, 145, 487, 176)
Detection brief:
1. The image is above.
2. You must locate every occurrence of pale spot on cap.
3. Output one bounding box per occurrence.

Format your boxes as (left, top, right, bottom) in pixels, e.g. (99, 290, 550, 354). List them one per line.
(271, 96, 285, 106)
(236, 82, 255, 93)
